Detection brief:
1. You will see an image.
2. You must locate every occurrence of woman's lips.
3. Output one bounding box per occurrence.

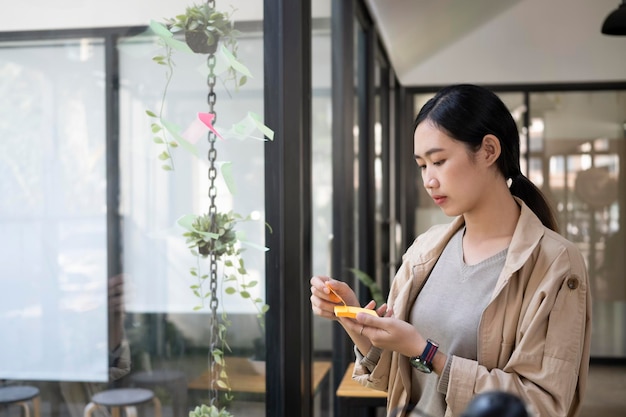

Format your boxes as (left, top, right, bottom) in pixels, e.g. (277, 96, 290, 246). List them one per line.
(432, 195, 446, 205)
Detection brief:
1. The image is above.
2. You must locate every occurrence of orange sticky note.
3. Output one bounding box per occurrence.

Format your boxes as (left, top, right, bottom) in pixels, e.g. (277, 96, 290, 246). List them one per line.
(325, 283, 378, 318)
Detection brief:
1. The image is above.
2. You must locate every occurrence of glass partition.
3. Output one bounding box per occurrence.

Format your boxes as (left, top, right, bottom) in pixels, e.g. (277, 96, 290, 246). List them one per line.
(529, 90, 626, 358)
(118, 21, 267, 416)
(0, 36, 113, 417)
(0, 38, 108, 383)
(311, 14, 333, 417)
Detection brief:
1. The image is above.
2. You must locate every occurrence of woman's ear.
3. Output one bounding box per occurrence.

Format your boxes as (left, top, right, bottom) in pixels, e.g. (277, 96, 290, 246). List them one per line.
(480, 134, 501, 166)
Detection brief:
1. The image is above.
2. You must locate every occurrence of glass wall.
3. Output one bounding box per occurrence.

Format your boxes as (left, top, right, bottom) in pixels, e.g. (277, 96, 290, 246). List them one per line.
(311, 11, 334, 417)
(529, 90, 626, 358)
(117, 23, 268, 417)
(0, 15, 267, 417)
(0, 38, 109, 386)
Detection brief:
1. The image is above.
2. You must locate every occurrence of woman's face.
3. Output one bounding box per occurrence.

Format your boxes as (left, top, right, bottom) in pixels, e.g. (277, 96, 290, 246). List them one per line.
(413, 121, 490, 217)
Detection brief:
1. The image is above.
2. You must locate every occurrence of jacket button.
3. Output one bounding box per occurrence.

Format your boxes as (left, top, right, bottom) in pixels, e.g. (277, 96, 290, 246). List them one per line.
(567, 277, 579, 289)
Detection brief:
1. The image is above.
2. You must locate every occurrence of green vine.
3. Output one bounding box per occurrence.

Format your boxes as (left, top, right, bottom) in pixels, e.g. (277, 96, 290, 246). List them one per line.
(179, 211, 270, 399)
(142, 4, 273, 415)
(145, 3, 252, 171)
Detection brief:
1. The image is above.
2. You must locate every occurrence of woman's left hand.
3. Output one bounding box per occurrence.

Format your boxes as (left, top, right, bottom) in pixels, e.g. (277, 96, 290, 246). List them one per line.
(353, 312, 426, 358)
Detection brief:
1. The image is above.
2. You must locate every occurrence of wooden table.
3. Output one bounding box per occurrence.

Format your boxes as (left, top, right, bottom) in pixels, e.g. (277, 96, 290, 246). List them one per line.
(336, 365, 387, 416)
(188, 356, 332, 395)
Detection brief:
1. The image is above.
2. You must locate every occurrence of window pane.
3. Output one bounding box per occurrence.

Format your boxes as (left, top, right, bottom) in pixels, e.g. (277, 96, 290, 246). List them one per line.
(0, 39, 108, 382)
(119, 20, 267, 415)
(531, 90, 626, 357)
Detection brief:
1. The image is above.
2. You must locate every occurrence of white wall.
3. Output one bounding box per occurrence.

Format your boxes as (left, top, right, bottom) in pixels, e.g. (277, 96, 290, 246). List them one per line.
(0, 0, 330, 30)
(0, 1, 259, 29)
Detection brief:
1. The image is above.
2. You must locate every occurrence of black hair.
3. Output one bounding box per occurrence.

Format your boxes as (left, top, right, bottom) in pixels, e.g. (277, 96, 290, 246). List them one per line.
(414, 84, 558, 232)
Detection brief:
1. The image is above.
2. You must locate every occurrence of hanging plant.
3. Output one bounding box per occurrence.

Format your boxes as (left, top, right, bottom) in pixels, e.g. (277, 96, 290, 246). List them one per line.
(145, 2, 258, 171)
(189, 404, 233, 417)
(177, 210, 270, 405)
(142, 2, 274, 415)
(178, 211, 271, 321)
(167, 3, 234, 54)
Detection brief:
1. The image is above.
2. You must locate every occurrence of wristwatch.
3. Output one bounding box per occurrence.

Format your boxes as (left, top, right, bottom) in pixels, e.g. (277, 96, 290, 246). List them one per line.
(409, 339, 439, 373)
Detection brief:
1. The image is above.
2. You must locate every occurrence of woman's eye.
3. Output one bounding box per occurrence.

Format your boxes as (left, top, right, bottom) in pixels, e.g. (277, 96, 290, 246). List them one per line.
(433, 160, 444, 166)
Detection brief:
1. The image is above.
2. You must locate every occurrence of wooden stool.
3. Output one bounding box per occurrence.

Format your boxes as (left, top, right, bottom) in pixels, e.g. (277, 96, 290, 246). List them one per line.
(130, 370, 187, 417)
(84, 388, 161, 417)
(0, 386, 41, 417)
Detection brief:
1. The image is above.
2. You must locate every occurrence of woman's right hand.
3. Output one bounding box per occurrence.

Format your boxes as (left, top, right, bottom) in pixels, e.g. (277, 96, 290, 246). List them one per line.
(310, 275, 358, 320)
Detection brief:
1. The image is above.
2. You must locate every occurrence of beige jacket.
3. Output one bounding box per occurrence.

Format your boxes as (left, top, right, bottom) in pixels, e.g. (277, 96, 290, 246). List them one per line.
(353, 200, 592, 417)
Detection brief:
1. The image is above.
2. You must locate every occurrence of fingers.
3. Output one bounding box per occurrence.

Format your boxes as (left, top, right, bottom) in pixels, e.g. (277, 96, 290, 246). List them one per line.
(310, 276, 340, 320)
(355, 309, 389, 327)
(310, 276, 337, 303)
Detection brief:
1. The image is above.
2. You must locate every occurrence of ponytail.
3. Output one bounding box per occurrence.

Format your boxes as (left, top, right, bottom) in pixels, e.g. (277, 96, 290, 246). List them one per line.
(509, 174, 559, 233)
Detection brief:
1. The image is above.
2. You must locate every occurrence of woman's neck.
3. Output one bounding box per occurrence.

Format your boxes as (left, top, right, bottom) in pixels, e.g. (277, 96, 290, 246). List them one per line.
(461, 191, 520, 265)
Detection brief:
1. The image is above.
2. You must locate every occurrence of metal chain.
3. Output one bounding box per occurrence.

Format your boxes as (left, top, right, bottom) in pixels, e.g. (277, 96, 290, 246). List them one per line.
(206, 19, 220, 405)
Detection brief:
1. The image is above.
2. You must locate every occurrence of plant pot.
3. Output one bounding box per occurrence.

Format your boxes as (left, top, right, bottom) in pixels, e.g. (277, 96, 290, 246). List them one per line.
(247, 359, 266, 376)
(198, 244, 211, 256)
(185, 30, 219, 54)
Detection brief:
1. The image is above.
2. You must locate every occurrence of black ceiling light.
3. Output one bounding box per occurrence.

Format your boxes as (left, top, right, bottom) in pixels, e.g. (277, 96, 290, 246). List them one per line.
(602, 0, 626, 35)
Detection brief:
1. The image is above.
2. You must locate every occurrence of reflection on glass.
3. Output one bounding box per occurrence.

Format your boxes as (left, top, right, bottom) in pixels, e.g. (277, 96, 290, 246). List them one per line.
(119, 22, 267, 415)
(0, 39, 109, 383)
(311, 7, 334, 417)
(532, 90, 626, 358)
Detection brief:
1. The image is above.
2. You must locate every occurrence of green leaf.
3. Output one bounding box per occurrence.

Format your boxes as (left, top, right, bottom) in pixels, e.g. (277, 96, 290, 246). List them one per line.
(146, 110, 157, 118)
(240, 291, 250, 299)
(220, 161, 236, 195)
(225, 287, 236, 295)
(149, 20, 173, 40)
(176, 214, 219, 239)
(164, 36, 194, 53)
(148, 20, 194, 53)
(220, 44, 253, 77)
(152, 136, 164, 144)
(349, 268, 385, 306)
(158, 151, 170, 160)
(237, 236, 269, 252)
(247, 280, 258, 288)
(162, 164, 173, 171)
(249, 112, 275, 140)
(161, 118, 199, 157)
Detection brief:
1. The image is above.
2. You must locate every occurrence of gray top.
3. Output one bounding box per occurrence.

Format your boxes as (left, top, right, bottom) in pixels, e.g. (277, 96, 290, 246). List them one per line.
(409, 227, 506, 417)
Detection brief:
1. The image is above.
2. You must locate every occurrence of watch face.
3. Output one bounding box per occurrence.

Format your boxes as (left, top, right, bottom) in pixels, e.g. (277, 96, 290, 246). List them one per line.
(410, 357, 433, 374)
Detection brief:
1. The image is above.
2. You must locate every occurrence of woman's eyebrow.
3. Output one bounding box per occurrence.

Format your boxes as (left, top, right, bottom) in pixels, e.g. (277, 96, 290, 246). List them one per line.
(414, 147, 444, 160)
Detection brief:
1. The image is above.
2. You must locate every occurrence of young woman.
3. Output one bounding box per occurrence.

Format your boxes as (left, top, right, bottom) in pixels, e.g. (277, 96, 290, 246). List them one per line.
(310, 84, 591, 417)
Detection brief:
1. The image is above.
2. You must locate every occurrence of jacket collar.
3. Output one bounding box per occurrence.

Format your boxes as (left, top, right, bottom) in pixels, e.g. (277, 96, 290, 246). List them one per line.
(408, 197, 546, 278)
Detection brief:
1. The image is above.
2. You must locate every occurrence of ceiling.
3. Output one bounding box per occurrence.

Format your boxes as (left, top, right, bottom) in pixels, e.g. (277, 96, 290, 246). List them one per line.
(365, 0, 522, 78)
(363, 0, 625, 86)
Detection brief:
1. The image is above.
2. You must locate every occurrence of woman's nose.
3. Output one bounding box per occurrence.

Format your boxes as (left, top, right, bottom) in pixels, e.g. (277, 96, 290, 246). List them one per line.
(423, 176, 438, 189)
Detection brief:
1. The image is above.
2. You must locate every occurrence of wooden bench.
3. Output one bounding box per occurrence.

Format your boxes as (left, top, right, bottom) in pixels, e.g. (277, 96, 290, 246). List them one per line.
(188, 356, 332, 395)
(336, 365, 386, 416)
